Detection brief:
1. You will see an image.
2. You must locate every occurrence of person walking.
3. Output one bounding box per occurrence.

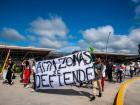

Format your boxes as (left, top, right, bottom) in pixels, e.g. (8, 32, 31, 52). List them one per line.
(20, 59, 25, 83)
(23, 60, 31, 88)
(31, 61, 36, 92)
(90, 57, 103, 101)
(101, 60, 106, 92)
(130, 61, 135, 78)
(134, 62, 139, 75)
(6, 58, 15, 85)
(126, 63, 130, 76)
(117, 64, 126, 83)
(137, 62, 140, 76)
(106, 61, 113, 82)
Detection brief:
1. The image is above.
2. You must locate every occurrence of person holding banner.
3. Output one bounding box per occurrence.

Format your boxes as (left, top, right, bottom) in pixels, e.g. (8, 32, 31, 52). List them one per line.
(89, 46, 102, 100)
(90, 57, 103, 101)
(31, 61, 36, 92)
(35, 50, 95, 90)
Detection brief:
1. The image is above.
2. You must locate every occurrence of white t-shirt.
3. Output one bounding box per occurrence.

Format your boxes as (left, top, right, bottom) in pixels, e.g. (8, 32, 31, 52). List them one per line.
(130, 63, 135, 70)
(3, 69, 7, 80)
(126, 65, 130, 71)
(102, 65, 106, 77)
(138, 62, 140, 68)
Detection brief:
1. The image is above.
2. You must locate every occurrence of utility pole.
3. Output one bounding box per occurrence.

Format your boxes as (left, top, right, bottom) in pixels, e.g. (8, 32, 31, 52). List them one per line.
(106, 32, 111, 61)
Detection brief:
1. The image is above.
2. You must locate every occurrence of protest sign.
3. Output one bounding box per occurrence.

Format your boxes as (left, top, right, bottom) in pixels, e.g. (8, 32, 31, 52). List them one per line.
(35, 51, 95, 89)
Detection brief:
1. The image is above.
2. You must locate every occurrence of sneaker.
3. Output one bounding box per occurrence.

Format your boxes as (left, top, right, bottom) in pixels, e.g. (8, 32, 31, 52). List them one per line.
(11, 81, 14, 85)
(31, 89, 35, 92)
(98, 92, 102, 97)
(25, 85, 30, 88)
(90, 95, 95, 101)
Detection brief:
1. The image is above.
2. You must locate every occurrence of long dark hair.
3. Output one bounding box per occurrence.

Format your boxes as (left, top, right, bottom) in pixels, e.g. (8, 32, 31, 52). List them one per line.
(25, 60, 30, 67)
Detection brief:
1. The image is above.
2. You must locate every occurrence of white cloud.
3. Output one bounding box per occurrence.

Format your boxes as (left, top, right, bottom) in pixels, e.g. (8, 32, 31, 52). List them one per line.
(129, 28, 140, 43)
(0, 28, 25, 41)
(39, 37, 68, 49)
(79, 25, 140, 54)
(81, 25, 114, 42)
(78, 39, 89, 49)
(29, 16, 68, 39)
(132, 0, 140, 3)
(29, 16, 69, 49)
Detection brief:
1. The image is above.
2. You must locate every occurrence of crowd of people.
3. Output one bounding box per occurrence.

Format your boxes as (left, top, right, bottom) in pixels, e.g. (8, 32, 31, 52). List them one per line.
(1, 55, 140, 101)
(106, 61, 140, 83)
(89, 58, 140, 101)
(83, 51, 140, 101)
(2, 58, 36, 92)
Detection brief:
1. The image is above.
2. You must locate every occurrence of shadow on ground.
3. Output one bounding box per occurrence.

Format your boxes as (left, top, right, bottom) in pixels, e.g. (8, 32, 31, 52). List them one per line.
(113, 91, 118, 105)
(36, 89, 91, 98)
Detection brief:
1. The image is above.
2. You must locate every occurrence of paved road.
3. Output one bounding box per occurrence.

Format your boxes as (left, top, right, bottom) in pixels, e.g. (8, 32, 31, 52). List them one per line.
(0, 75, 122, 105)
(124, 79, 140, 105)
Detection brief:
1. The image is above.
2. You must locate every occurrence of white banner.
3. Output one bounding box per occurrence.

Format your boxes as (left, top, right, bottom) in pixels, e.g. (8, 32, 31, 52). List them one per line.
(35, 51, 95, 89)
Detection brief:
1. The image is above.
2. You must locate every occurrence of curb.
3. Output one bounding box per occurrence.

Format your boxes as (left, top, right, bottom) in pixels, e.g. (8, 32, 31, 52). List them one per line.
(115, 77, 140, 105)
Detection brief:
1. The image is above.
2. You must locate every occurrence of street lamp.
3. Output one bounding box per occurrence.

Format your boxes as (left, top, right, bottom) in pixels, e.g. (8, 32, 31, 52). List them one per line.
(105, 32, 111, 61)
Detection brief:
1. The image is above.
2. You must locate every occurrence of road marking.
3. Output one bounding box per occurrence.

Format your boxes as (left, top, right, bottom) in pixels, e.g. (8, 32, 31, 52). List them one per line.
(116, 77, 140, 105)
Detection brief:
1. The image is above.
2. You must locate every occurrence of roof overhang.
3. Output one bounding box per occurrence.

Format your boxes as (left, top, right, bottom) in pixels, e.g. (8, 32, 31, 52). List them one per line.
(0, 45, 55, 52)
(93, 51, 138, 56)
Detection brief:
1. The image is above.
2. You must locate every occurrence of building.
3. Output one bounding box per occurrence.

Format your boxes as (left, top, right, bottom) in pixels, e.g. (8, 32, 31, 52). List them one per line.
(0, 44, 139, 66)
(0, 44, 63, 65)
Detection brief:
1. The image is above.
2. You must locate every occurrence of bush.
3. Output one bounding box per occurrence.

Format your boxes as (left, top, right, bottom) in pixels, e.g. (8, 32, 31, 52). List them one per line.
(15, 66, 22, 73)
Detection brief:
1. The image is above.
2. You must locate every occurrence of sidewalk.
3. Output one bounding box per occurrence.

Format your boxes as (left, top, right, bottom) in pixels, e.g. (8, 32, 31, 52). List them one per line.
(124, 79, 140, 105)
(0, 75, 122, 105)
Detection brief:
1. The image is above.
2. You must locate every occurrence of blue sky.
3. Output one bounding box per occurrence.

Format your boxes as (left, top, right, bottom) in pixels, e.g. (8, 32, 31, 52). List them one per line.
(0, 0, 140, 53)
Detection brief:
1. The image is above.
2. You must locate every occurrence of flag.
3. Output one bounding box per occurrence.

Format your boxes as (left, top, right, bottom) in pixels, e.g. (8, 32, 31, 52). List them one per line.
(89, 46, 95, 54)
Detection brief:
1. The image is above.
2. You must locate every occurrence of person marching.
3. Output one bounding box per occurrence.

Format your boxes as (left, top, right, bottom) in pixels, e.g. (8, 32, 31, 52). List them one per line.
(31, 61, 36, 92)
(89, 47, 103, 101)
(23, 60, 31, 88)
(101, 60, 106, 92)
(130, 61, 135, 78)
(106, 61, 113, 82)
(6, 58, 15, 85)
(117, 64, 126, 83)
(20, 59, 25, 83)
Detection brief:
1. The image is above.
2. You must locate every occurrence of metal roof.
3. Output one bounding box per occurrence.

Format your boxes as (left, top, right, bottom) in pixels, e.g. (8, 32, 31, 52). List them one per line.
(0, 44, 138, 57)
(93, 51, 138, 56)
(0, 45, 55, 52)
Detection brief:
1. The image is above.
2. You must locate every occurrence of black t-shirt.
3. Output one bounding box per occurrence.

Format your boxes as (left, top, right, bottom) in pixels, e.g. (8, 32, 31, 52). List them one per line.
(106, 64, 113, 71)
